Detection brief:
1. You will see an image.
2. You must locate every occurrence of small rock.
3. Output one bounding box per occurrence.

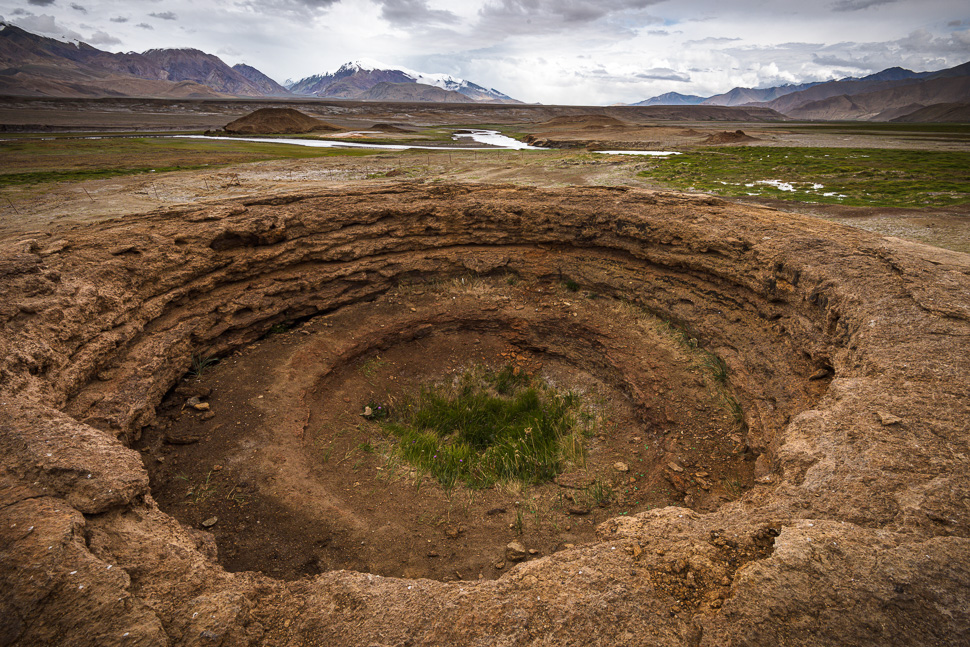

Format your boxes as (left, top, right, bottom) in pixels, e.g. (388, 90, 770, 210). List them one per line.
(567, 506, 590, 516)
(212, 465, 222, 472)
(362, 406, 373, 417)
(186, 396, 201, 407)
(192, 402, 210, 411)
(506, 541, 528, 562)
(667, 462, 684, 473)
(721, 576, 731, 586)
(427, 551, 439, 557)
(445, 527, 462, 539)
(613, 462, 629, 472)
(563, 543, 575, 549)
(710, 599, 723, 609)
(494, 561, 505, 569)
(877, 411, 903, 425)
(201, 517, 218, 528)
(165, 434, 200, 445)
(485, 507, 507, 516)
(528, 549, 539, 555)
(809, 368, 831, 381)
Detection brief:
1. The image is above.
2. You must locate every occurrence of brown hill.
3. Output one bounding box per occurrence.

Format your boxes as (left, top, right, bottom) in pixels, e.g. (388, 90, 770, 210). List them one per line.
(785, 74, 970, 121)
(370, 123, 412, 132)
(0, 23, 288, 99)
(223, 108, 341, 134)
(141, 49, 286, 97)
(890, 102, 970, 123)
(538, 115, 629, 129)
(357, 82, 473, 103)
(702, 130, 759, 144)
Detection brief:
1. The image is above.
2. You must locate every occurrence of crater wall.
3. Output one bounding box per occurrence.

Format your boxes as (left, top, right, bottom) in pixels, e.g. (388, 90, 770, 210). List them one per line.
(1, 184, 969, 646)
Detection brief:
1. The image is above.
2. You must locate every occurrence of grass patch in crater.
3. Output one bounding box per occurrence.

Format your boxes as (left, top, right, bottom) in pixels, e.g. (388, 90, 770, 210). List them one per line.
(636, 146, 970, 209)
(378, 365, 588, 489)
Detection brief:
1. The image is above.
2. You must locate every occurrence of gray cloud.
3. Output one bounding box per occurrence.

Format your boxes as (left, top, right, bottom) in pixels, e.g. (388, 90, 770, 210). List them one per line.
(685, 36, 741, 46)
(236, 0, 340, 17)
(831, 0, 897, 12)
(377, 0, 459, 26)
(635, 68, 690, 82)
(11, 13, 83, 40)
(27, 0, 56, 6)
(811, 54, 876, 69)
(70, 3, 85, 12)
(479, 0, 661, 25)
(148, 11, 177, 20)
(136, 22, 153, 29)
(88, 29, 120, 45)
(110, 16, 128, 23)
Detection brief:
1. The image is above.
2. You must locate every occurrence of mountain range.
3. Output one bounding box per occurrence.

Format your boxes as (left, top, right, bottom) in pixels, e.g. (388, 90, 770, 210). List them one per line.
(634, 64, 970, 121)
(0, 23, 518, 104)
(2, 21, 967, 118)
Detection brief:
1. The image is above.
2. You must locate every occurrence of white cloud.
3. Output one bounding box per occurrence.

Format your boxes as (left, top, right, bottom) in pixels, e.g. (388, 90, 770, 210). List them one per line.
(10, 13, 84, 40)
(0, 0, 967, 104)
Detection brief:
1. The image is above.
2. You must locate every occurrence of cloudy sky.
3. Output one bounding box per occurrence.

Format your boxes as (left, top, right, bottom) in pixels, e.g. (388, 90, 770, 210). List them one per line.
(2, 0, 969, 104)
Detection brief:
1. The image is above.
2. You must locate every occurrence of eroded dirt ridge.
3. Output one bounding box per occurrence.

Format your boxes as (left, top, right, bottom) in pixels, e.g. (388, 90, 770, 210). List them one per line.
(1, 184, 969, 646)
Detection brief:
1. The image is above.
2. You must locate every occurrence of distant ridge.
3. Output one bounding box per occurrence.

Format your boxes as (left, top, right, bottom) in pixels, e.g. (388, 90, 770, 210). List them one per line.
(632, 92, 705, 107)
(286, 60, 520, 104)
(632, 61, 970, 121)
(0, 22, 285, 98)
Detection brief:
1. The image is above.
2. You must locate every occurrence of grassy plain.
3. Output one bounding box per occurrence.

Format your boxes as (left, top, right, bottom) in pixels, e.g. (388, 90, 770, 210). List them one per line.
(0, 135, 383, 187)
(1, 117, 968, 253)
(636, 146, 970, 209)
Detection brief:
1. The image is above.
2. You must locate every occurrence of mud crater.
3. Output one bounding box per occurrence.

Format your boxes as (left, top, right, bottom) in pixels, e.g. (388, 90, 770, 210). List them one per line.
(139, 275, 771, 581)
(16, 185, 962, 645)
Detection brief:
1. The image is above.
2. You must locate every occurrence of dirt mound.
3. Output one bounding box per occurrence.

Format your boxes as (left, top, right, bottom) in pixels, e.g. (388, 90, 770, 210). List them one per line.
(370, 122, 412, 132)
(223, 107, 340, 134)
(702, 129, 760, 144)
(680, 128, 703, 136)
(2, 184, 969, 645)
(539, 114, 629, 129)
(890, 102, 970, 123)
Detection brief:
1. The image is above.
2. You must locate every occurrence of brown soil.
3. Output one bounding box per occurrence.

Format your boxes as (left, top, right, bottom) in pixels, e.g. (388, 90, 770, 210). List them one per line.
(3, 183, 969, 646)
(140, 276, 759, 582)
(701, 130, 759, 144)
(223, 107, 341, 134)
(537, 115, 630, 129)
(2, 100, 970, 645)
(370, 122, 412, 132)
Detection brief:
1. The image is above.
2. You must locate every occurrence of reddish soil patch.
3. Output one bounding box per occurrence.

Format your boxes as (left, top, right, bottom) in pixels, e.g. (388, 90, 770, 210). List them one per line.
(139, 276, 757, 581)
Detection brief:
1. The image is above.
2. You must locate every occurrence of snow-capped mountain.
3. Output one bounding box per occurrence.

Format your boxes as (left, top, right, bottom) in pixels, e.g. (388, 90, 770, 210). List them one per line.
(288, 60, 520, 104)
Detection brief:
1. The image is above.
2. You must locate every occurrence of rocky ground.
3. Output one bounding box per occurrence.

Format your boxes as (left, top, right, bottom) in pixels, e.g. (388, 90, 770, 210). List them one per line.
(2, 182, 969, 646)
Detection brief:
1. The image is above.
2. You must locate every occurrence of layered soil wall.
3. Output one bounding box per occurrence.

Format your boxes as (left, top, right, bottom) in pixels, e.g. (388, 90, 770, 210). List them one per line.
(1, 184, 969, 645)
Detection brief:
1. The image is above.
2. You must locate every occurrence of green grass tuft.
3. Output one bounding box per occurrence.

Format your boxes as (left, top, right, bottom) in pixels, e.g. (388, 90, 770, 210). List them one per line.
(379, 365, 587, 489)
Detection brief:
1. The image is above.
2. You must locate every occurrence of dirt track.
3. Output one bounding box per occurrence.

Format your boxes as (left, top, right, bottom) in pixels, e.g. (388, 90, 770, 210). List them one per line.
(2, 183, 969, 645)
